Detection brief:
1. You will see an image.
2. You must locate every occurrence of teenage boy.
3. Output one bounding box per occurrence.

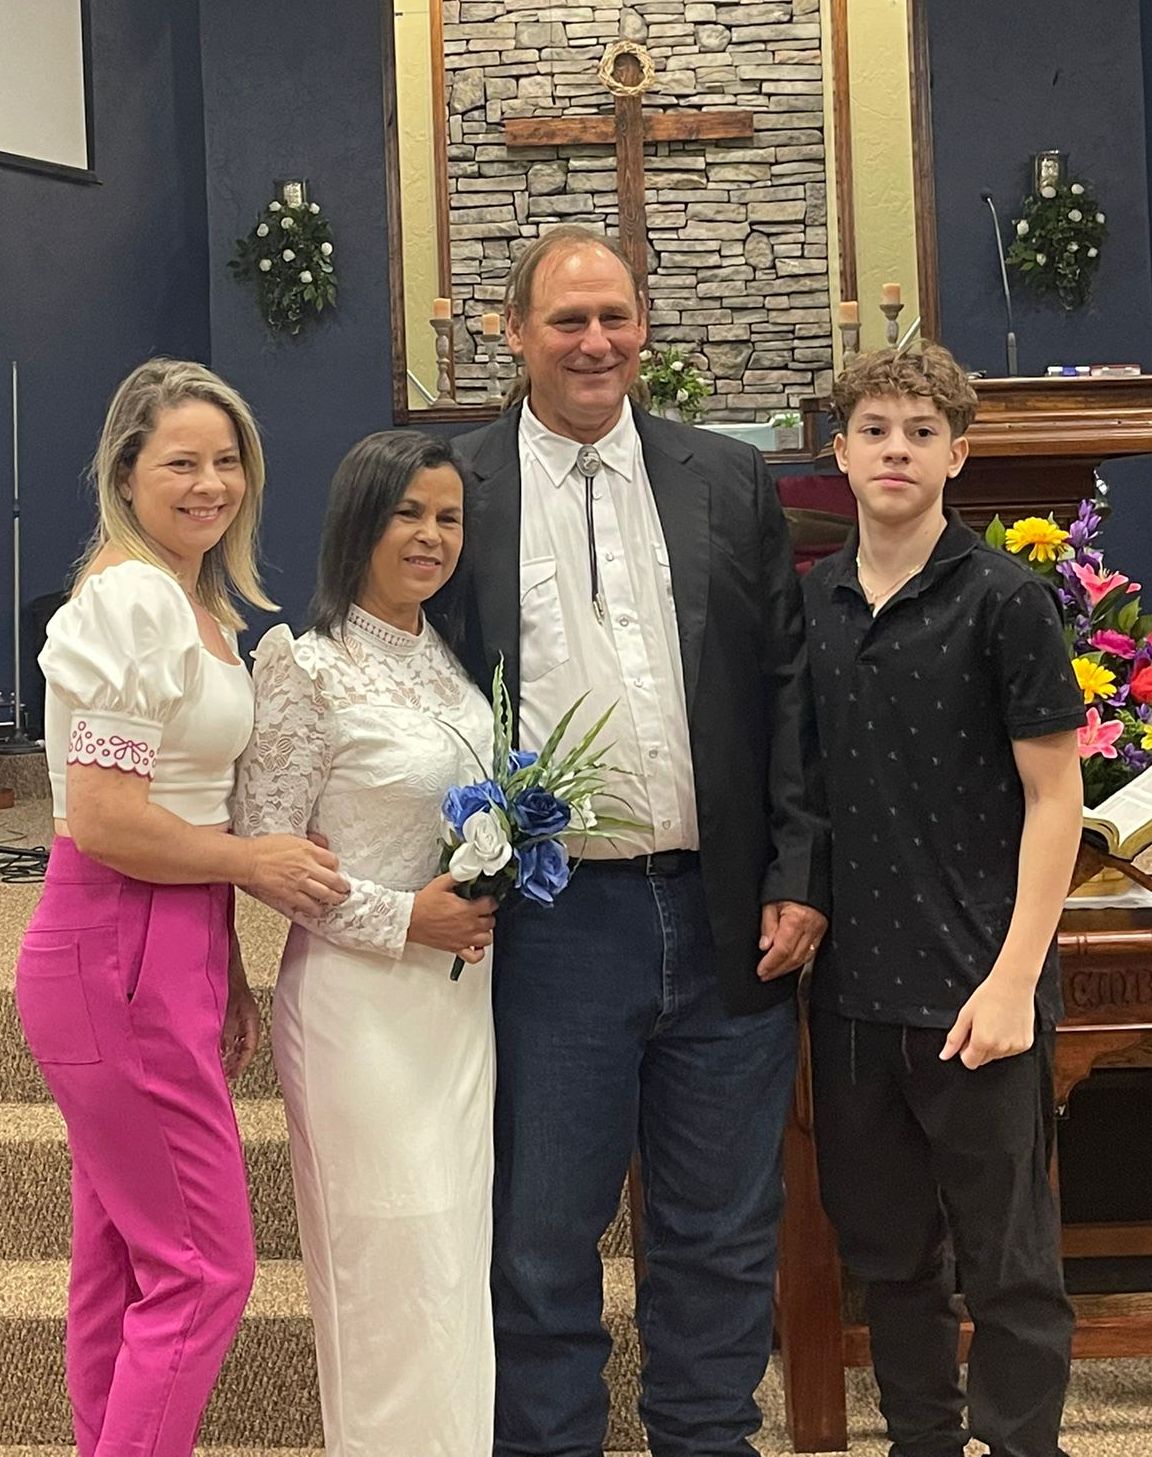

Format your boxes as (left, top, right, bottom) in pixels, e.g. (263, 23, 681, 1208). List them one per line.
(802, 344, 1086, 1457)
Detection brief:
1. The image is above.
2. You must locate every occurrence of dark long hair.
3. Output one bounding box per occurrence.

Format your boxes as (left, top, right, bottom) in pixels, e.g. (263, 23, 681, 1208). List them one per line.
(309, 431, 468, 649)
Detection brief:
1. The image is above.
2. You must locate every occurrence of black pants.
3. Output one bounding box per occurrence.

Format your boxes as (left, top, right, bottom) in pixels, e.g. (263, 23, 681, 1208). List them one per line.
(810, 1008, 1074, 1457)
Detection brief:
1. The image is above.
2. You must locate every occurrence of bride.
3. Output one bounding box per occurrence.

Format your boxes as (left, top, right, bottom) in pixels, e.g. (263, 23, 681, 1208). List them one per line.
(233, 431, 498, 1454)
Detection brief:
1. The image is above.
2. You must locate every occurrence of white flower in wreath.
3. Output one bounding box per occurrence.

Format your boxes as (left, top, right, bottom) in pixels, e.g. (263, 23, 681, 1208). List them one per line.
(256, 223, 269, 237)
(281, 216, 295, 230)
(309, 202, 320, 214)
(1068, 209, 1083, 223)
(639, 349, 652, 362)
(1016, 220, 1029, 237)
(1041, 186, 1057, 199)
(299, 270, 313, 283)
(448, 808, 512, 883)
(671, 359, 684, 372)
(676, 388, 689, 403)
(258, 258, 272, 272)
(1035, 252, 1048, 266)
(1071, 183, 1085, 196)
(1097, 212, 1106, 224)
(1088, 247, 1099, 258)
(282, 248, 296, 261)
(320, 241, 333, 257)
(268, 200, 282, 211)
(1068, 242, 1079, 252)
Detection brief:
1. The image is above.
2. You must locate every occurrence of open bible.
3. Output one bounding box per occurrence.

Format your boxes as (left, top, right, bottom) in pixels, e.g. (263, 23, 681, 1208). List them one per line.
(1073, 767, 1152, 893)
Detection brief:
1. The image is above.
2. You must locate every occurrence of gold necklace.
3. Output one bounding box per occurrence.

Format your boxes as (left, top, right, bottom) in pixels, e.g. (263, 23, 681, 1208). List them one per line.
(855, 554, 927, 607)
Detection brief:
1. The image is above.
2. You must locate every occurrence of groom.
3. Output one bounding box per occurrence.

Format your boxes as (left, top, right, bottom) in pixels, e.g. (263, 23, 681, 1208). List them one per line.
(455, 225, 828, 1457)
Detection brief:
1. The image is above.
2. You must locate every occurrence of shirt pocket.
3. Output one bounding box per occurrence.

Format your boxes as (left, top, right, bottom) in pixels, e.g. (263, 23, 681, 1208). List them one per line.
(652, 543, 675, 610)
(15, 939, 101, 1065)
(520, 555, 570, 683)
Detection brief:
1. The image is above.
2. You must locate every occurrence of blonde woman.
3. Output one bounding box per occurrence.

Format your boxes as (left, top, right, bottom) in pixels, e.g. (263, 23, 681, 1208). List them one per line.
(16, 358, 347, 1457)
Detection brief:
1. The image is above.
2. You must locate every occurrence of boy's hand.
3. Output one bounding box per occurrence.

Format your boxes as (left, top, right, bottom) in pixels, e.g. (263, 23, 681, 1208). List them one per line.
(940, 975, 1035, 1069)
(757, 902, 827, 981)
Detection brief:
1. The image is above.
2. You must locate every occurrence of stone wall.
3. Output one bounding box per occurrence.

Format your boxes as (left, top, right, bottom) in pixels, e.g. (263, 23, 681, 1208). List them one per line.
(441, 0, 833, 417)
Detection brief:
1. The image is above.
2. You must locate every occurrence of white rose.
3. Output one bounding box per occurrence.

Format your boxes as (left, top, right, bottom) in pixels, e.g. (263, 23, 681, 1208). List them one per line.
(639, 349, 652, 362)
(1041, 186, 1057, 199)
(1088, 246, 1099, 258)
(320, 241, 333, 257)
(567, 796, 598, 835)
(448, 809, 512, 883)
(1068, 242, 1079, 252)
(309, 202, 320, 214)
(299, 270, 313, 283)
(1068, 209, 1083, 222)
(675, 388, 689, 403)
(671, 359, 684, 372)
(1016, 220, 1029, 237)
(1097, 212, 1106, 223)
(258, 258, 272, 272)
(256, 223, 269, 237)
(1035, 253, 1048, 266)
(281, 216, 295, 230)
(282, 248, 295, 261)
(1071, 183, 1085, 195)
(268, 200, 282, 211)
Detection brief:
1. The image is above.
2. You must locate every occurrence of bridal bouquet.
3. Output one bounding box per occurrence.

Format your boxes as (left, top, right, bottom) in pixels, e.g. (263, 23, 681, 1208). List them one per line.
(440, 661, 640, 978)
(987, 497, 1152, 806)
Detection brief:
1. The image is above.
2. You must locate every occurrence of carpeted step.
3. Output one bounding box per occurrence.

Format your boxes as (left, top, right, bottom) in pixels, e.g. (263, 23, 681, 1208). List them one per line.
(0, 1256, 644, 1450)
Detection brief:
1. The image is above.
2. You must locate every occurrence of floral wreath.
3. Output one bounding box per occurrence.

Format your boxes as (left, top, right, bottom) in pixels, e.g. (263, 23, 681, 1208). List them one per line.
(1005, 176, 1107, 312)
(229, 196, 338, 335)
(638, 345, 709, 422)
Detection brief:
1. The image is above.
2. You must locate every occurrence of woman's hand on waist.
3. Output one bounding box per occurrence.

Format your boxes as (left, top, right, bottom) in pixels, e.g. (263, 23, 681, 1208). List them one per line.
(239, 834, 349, 917)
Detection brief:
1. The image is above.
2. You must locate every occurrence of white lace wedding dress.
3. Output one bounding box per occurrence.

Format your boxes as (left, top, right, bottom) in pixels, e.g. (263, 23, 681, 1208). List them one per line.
(232, 605, 495, 1457)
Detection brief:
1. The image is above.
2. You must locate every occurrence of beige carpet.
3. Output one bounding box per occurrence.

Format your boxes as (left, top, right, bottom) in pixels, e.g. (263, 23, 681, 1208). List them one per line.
(1, 786, 1150, 1453)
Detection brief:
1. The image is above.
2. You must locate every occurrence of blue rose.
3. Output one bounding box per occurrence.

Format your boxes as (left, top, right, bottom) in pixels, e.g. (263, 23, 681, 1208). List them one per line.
(508, 748, 539, 773)
(515, 839, 570, 906)
(510, 785, 570, 839)
(442, 779, 507, 834)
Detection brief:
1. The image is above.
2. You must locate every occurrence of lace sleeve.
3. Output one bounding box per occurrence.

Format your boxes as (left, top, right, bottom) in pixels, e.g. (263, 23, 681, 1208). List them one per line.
(232, 627, 416, 959)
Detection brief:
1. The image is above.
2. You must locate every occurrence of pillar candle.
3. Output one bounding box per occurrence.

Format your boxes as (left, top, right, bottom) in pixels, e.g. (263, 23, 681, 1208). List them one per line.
(838, 300, 859, 325)
(432, 297, 452, 319)
(881, 282, 901, 305)
(481, 311, 501, 335)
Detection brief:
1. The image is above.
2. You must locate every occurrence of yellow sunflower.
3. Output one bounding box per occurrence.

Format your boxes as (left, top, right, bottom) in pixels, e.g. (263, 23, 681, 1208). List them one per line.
(1003, 516, 1070, 563)
(1071, 656, 1117, 704)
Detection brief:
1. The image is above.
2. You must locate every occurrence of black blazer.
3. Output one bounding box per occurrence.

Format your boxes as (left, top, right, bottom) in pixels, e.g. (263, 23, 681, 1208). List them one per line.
(454, 405, 829, 1014)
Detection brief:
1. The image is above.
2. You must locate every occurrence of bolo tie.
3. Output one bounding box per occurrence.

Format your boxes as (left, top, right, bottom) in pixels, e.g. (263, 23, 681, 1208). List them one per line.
(576, 444, 607, 622)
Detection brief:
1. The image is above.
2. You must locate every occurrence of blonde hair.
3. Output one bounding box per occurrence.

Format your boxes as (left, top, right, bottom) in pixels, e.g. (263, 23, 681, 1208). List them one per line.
(79, 357, 276, 628)
(831, 343, 979, 438)
(501, 226, 646, 412)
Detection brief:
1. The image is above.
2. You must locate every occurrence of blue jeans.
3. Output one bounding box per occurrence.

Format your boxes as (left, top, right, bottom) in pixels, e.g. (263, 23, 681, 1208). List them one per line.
(491, 862, 798, 1457)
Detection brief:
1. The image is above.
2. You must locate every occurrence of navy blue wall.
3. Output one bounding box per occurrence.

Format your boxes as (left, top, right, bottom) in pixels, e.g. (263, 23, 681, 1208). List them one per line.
(199, 0, 396, 642)
(927, 0, 1152, 380)
(0, 0, 209, 699)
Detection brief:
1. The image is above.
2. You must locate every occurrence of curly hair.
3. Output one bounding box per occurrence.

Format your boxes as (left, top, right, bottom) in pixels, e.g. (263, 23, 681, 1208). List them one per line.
(831, 343, 979, 438)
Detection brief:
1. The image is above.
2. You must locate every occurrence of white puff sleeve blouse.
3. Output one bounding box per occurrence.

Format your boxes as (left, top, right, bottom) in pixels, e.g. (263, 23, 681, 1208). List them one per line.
(40, 560, 255, 825)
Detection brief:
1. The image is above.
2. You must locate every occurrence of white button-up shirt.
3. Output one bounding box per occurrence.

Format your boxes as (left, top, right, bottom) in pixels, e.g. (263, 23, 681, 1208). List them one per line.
(517, 399, 699, 857)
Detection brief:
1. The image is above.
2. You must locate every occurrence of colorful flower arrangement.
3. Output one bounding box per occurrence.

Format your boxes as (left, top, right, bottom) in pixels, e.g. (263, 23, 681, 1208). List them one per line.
(229, 195, 338, 335)
(439, 661, 640, 977)
(1005, 176, 1107, 312)
(639, 345, 709, 422)
(986, 500, 1152, 806)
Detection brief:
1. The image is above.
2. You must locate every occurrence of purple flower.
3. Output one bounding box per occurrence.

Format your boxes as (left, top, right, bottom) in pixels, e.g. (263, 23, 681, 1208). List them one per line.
(443, 779, 507, 833)
(515, 839, 570, 906)
(1068, 499, 1102, 549)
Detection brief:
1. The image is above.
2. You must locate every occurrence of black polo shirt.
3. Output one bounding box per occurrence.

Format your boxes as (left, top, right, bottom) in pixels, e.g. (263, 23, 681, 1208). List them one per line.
(802, 510, 1086, 1029)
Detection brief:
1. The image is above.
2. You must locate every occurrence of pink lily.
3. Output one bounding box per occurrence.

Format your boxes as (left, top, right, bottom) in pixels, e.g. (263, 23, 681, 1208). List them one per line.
(1069, 560, 1139, 606)
(1090, 629, 1139, 659)
(1077, 706, 1125, 760)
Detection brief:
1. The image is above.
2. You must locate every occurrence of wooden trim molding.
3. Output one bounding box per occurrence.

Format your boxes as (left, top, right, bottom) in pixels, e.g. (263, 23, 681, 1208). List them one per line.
(828, 0, 857, 305)
(908, 0, 941, 342)
(380, 5, 410, 424)
(428, 0, 452, 300)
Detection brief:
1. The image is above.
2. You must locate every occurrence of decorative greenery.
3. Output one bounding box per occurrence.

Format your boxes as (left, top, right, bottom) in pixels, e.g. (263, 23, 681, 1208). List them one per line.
(229, 196, 337, 335)
(1005, 176, 1107, 311)
(639, 345, 709, 422)
(986, 497, 1152, 807)
(768, 410, 801, 428)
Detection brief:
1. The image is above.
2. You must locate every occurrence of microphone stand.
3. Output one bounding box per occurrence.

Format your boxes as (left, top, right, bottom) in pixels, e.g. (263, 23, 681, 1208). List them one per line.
(982, 191, 1018, 377)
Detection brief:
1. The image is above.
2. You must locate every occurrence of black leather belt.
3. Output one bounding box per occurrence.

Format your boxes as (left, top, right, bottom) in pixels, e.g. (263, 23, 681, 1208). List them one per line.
(579, 850, 699, 877)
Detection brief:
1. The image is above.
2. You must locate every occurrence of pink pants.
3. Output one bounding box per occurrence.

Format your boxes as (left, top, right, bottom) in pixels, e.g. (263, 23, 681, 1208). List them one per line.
(15, 838, 255, 1457)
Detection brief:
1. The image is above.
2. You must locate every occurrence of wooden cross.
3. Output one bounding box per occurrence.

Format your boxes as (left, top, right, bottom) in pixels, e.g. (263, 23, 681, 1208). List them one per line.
(503, 39, 756, 298)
